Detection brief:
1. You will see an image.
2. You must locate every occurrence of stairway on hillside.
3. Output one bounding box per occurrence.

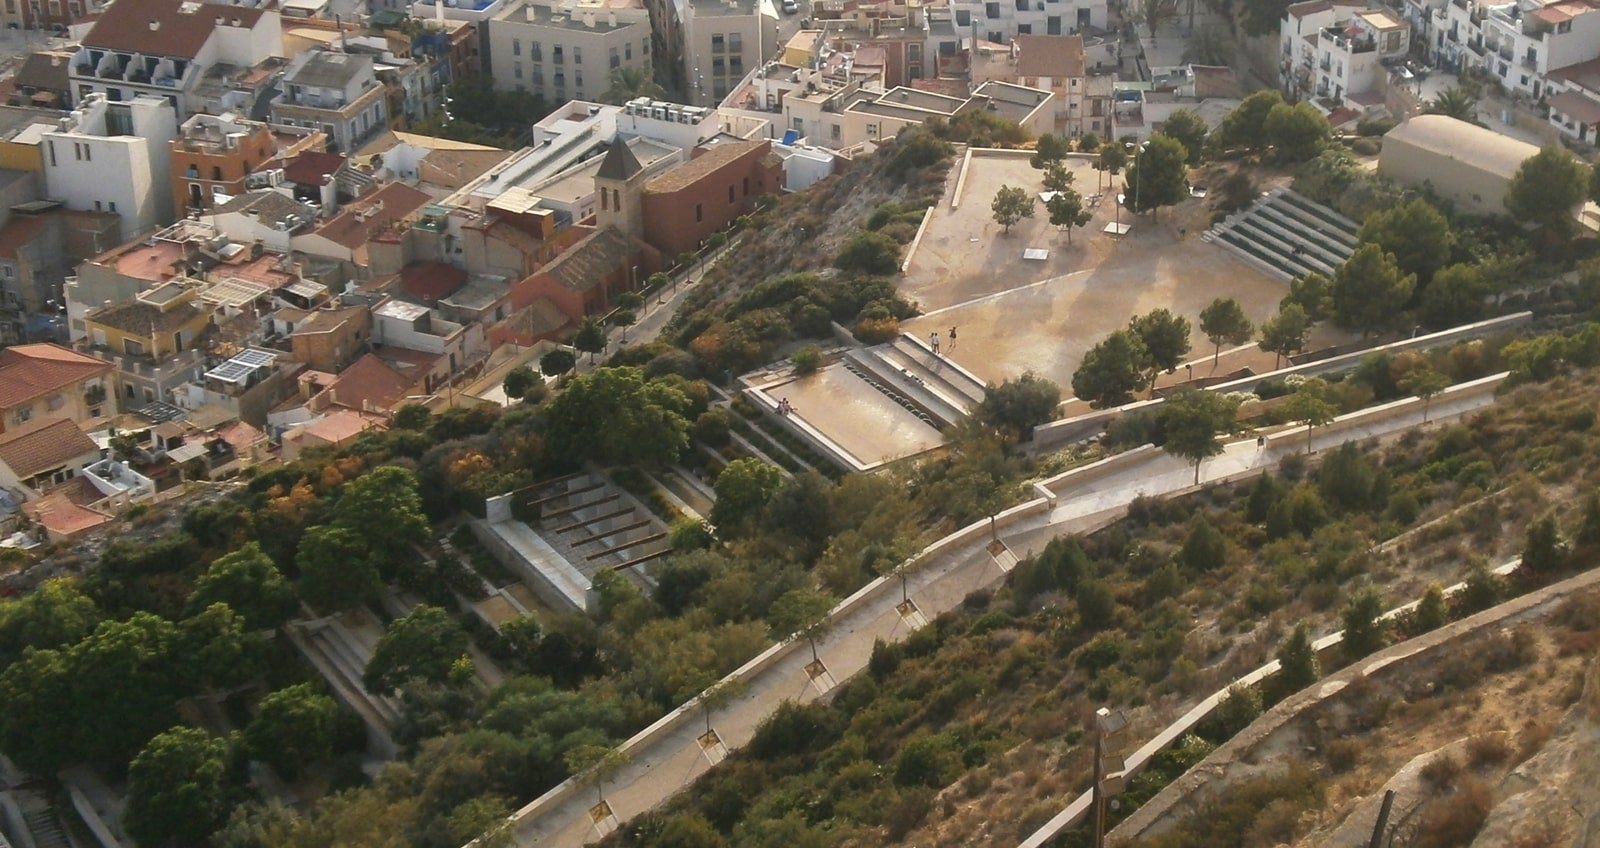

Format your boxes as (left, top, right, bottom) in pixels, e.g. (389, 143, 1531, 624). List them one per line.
(1205, 187, 1359, 282)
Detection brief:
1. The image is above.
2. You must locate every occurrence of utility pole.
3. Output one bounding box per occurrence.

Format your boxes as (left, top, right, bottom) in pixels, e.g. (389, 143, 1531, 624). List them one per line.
(1093, 708, 1129, 848)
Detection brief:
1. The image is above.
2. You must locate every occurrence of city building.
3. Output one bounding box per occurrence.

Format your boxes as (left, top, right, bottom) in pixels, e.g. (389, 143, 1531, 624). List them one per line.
(69, 0, 284, 120)
(0, 343, 115, 430)
(0, 203, 121, 341)
(995, 34, 1109, 137)
(168, 112, 314, 218)
(636, 137, 781, 255)
(270, 49, 390, 154)
(1378, 114, 1540, 216)
(941, 0, 1106, 44)
(41, 94, 178, 241)
(8, 51, 76, 110)
(1279, 2, 1408, 112)
(1545, 56, 1600, 143)
(485, 0, 655, 105)
(680, 0, 782, 106)
(0, 417, 103, 496)
(81, 279, 210, 407)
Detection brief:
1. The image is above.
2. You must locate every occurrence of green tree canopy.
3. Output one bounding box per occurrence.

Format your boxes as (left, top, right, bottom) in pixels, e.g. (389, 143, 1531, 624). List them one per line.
(1130, 307, 1193, 388)
(364, 604, 471, 694)
(1263, 101, 1330, 162)
(1505, 145, 1590, 239)
(180, 603, 268, 692)
(186, 542, 298, 631)
(1160, 109, 1209, 164)
(542, 367, 692, 468)
(1159, 389, 1240, 484)
(1331, 244, 1415, 336)
(1073, 329, 1151, 408)
(1284, 377, 1337, 453)
(0, 576, 101, 666)
(709, 458, 784, 539)
(1123, 134, 1190, 217)
(242, 683, 342, 779)
(975, 372, 1062, 440)
(599, 66, 666, 105)
(1358, 198, 1453, 282)
(540, 348, 577, 377)
(1418, 262, 1490, 329)
(572, 316, 607, 363)
(1425, 87, 1481, 124)
(1282, 271, 1333, 322)
(1046, 188, 1092, 243)
(125, 727, 233, 848)
(1258, 303, 1311, 368)
(1214, 90, 1283, 150)
(1198, 297, 1254, 366)
(503, 366, 539, 402)
(1030, 133, 1070, 169)
(766, 587, 837, 662)
(296, 525, 382, 615)
(833, 231, 902, 274)
(1042, 161, 1076, 194)
(1340, 586, 1388, 659)
(333, 465, 430, 582)
(1397, 364, 1451, 421)
(1178, 514, 1227, 571)
(991, 184, 1036, 234)
(1275, 620, 1319, 694)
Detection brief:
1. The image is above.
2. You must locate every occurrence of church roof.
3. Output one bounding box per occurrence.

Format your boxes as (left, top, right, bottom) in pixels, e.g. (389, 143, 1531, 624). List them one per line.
(595, 141, 642, 181)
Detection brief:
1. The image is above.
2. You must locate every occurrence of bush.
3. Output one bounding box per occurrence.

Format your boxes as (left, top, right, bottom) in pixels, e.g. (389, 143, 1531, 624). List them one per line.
(1420, 753, 1463, 794)
(692, 409, 733, 448)
(790, 345, 823, 375)
(1348, 137, 1381, 156)
(834, 232, 902, 275)
(747, 701, 843, 761)
(1413, 777, 1493, 848)
(1356, 117, 1398, 136)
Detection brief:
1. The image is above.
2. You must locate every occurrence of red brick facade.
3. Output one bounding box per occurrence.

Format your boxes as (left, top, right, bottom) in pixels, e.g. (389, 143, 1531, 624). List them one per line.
(640, 140, 783, 258)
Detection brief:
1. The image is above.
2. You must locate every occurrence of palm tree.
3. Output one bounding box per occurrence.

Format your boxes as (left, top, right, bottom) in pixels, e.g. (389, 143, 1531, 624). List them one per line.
(600, 67, 666, 105)
(1425, 87, 1482, 125)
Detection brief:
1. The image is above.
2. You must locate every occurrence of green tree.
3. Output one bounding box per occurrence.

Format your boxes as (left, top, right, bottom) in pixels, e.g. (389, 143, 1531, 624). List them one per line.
(1460, 559, 1505, 613)
(833, 231, 901, 274)
(1579, 492, 1600, 549)
(1241, 0, 1295, 33)
(1418, 262, 1490, 329)
(1123, 134, 1190, 218)
(1072, 329, 1150, 408)
(599, 66, 666, 104)
(1275, 620, 1319, 693)
(709, 458, 784, 539)
(1284, 378, 1337, 454)
(1413, 583, 1449, 633)
(1030, 133, 1070, 169)
(542, 367, 693, 468)
(540, 348, 577, 377)
(180, 603, 267, 692)
(1074, 579, 1117, 631)
(1042, 161, 1076, 193)
(1160, 389, 1240, 484)
(1130, 307, 1193, 390)
(333, 466, 430, 582)
(1425, 87, 1481, 124)
(1258, 303, 1311, 368)
(564, 744, 630, 806)
(1505, 145, 1590, 239)
(0, 577, 101, 666)
(66, 613, 184, 767)
(991, 184, 1035, 234)
(608, 308, 638, 343)
(1198, 297, 1254, 367)
(1263, 101, 1330, 162)
(1097, 143, 1127, 176)
(503, 366, 539, 401)
(1178, 514, 1227, 571)
(1398, 364, 1451, 421)
(1214, 90, 1283, 150)
(1292, 147, 1363, 207)
(364, 604, 470, 694)
(1521, 513, 1567, 577)
(125, 727, 233, 848)
(1161, 109, 1209, 165)
(1047, 188, 1092, 243)
(1358, 198, 1452, 282)
(1340, 586, 1388, 660)
(186, 542, 298, 631)
(572, 316, 607, 363)
(296, 526, 381, 614)
(976, 372, 1062, 440)
(1331, 244, 1415, 336)
(393, 403, 432, 431)
(767, 587, 837, 662)
(242, 684, 341, 779)
(1137, 0, 1178, 36)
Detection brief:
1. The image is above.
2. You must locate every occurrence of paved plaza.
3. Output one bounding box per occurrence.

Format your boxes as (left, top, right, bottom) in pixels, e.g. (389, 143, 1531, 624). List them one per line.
(902, 153, 1291, 392)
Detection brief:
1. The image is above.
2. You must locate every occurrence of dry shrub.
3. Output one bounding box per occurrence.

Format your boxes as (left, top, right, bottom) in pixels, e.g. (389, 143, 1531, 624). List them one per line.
(1557, 629, 1600, 658)
(1516, 718, 1555, 764)
(1464, 733, 1512, 770)
(1551, 591, 1600, 631)
(1324, 737, 1362, 773)
(1420, 753, 1464, 794)
(1413, 777, 1494, 848)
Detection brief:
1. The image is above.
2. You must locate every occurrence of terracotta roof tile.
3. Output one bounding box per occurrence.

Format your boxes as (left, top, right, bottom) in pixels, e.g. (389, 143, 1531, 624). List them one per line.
(284, 151, 346, 186)
(0, 344, 113, 411)
(82, 0, 265, 59)
(0, 417, 100, 479)
(87, 300, 204, 336)
(399, 261, 468, 304)
(645, 140, 766, 194)
(22, 480, 113, 538)
(307, 183, 432, 250)
(1015, 34, 1086, 79)
(319, 353, 413, 412)
(541, 226, 635, 294)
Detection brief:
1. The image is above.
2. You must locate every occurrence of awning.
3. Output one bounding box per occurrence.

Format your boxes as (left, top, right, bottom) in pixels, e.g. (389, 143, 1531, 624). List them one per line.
(1549, 91, 1600, 126)
(166, 442, 209, 463)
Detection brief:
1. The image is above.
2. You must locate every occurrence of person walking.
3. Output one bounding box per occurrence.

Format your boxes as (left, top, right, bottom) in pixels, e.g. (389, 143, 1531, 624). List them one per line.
(947, 326, 957, 351)
(930, 332, 941, 356)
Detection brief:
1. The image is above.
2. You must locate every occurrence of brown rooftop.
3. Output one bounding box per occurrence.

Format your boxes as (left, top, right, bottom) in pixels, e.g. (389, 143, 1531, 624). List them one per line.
(82, 0, 266, 59)
(88, 299, 204, 336)
(645, 140, 766, 195)
(0, 417, 99, 479)
(541, 226, 635, 294)
(308, 182, 432, 250)
(1014, 34, 1086, 79)
(0, 344, 113, 410)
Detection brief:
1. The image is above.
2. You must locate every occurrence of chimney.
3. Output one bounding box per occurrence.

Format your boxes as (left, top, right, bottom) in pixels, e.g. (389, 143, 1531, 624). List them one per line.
(607, 9, 617, 25)
(231, 17, 241, 25)
(582, 11, 595, 26)
(149, 18, 160, 29)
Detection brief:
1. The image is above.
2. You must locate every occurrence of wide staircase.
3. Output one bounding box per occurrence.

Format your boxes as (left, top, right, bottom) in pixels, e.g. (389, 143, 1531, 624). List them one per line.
(1204, 187, 1359, 281)
(844, 334, 989, 429)
(285, 613, 402, 758)
(520, 471, 671, 586)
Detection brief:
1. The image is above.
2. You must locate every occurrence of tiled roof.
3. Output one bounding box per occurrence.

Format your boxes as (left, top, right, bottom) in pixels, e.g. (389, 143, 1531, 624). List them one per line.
(215, 190, 317, 228)
(0, 215, 49, 261)
(0, 418, 99, 479)
(22, 478, 112, 538)
(307, 182, 431, 249)
(320, 353, 413, 412)
(82, 0, 266, 59)
(297, 408, 387, 444)
(1549, 91, 1600, 125)
(1015, 34, 1085, 79)
(14, 51, 73, 93)
(502, 296, 571, 338)
(87, 299, 204, 336)
(645, 140, 765, 194)
(541, 226, 635, 294)
(284, 151, 346, 186)
(0, 344, 113, 410)
(399, 261, 468, 303)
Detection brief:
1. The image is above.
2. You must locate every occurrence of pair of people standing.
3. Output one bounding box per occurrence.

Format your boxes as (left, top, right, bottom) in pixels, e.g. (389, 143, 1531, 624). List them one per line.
(930, 326, 957, 355)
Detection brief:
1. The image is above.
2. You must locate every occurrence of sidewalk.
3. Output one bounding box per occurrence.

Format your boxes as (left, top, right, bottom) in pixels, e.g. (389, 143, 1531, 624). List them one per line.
(497, 380, 1502, 848)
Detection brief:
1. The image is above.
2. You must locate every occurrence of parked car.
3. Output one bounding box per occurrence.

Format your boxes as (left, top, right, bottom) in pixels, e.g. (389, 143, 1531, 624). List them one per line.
(782, 0, 799, 14)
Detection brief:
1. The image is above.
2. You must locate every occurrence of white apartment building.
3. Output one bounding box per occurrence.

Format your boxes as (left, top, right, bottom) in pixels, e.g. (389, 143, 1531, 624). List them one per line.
(943, 0, 1106, 44)
(486, 0, 655, 105)
(1280, 2, 1407, 110)
(270, 49, 389, 154)
(1545, 56, 1600, 143)
(68, 0, 283, 121)
(681, 0, 782, 106)
(42, 94, 178, 241)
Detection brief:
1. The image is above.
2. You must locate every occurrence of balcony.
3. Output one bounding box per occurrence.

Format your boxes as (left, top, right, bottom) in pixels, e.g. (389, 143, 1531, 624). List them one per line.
(1319, 58, 1332, 71)
(1497, 46, 1512, 61)
(1521, 54, 1537, 69)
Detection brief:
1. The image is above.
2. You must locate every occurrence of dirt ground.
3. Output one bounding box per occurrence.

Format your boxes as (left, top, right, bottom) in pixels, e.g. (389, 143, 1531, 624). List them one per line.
(901, 153, 1326, 394)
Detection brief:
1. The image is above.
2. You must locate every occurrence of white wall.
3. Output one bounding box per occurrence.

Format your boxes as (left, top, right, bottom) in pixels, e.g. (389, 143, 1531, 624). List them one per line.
(42, 96, 177, 241)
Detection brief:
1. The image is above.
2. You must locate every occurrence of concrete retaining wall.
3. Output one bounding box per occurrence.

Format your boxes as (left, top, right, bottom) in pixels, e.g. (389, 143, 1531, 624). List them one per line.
(1031, 312, 1532, 451)
(899, 206, 936, 273)
(1263, 372, 1506, 451)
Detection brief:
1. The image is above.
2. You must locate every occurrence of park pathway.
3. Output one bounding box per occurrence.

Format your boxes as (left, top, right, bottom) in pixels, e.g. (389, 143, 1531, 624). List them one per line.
(495, 381, 1503, 848)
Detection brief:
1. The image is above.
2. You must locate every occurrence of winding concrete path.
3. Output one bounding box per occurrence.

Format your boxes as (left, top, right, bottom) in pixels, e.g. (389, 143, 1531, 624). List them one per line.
(491, 378, 1505, 848)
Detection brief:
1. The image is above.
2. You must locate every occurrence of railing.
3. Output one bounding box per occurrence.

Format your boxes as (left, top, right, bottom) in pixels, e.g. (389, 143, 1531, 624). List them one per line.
(1521, 54, 1537, 69)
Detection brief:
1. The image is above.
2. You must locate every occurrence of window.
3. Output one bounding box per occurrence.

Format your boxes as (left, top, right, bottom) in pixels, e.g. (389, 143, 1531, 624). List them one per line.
(108, 201, 116, 212)
(46, 140, 56, 167)
(642, 40, 649, 54)
(695, 204, 703, 221)
(728, 185, 735, 203)
(729, 33, 742, 52)
(514, 61, 523, 78)
(713, 56, 726, 73)
(730, 56, 743, 74)
(530, 41, 542, 60)
(211, 166, 222, 180)
(742, 176, 749, 196)
(711, 34, 725, 53)
(573, 46, 582, 64)
(73, 142, 91, 161)
(512, 38, 521, 56)
(1017, 23, 1031, 32)
(46, 394, 63, 412)
(14, 408, 30, 424)
(956, 9, 970, 25)
(123, 338, 145, 356)
(610, 47, 620, 68)
(554, 71, 565, 88)
(575, 70, 584, 88)
(532, 69, 544, 86)
(553, 45, 564, 64)
(985, 2, 999, 17)
(625, 43, 632, 60)
(831, 124, 840, 140)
